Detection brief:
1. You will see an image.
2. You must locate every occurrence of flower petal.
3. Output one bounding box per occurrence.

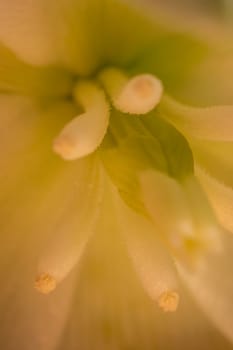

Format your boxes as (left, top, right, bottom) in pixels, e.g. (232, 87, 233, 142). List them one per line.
(0, 0, 215, 78)
(159, 95, 233, 141)
(0, 95, 78, 201)
(196, 165, 233, 234)
(178, 231, 233, 344)
(58, 178, 232, 349)
(192, 136, 233, 234)
(141, 170, 221, 263)
(0, 44, 72, 96)
(0, 166, 87, 349)
(179, 54, 233, 106)
(0, 0, 165, 73)
(191, 139, 233, 188)
(0, 119, 102, 347)
(0, 251, 77, 350)
(0, 0, 62, 66)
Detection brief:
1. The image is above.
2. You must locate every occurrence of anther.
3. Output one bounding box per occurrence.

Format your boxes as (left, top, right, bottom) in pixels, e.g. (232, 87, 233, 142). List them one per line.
(99, 67, 163, 115)
(34, 273, 57, 294)
(158, 290, 179, 312)
(53, 80, 110, 160)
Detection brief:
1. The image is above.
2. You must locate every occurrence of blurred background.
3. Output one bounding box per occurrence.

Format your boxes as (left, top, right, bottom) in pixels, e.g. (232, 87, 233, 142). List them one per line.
(146, 0, 233, 21)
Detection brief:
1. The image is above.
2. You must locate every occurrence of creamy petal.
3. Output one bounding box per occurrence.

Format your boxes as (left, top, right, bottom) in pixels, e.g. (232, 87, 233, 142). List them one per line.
(0, 252, 77, 350)
(0, 0, 61, 66)
(159, 95, 233, 141)
(181, 117, 233, 233)
(0, 43, 72, 96)
(0, 134, 101, 348)
(196, 166, 233, 234)
(141, 170, 221, 264)
(179, 54, 233, 106)
(0, 166, 86, 349)
(191, 139, 233, 188)
(178, 231, 233, 344)
(0, 0, 164, 73)
(0, 0, 215, 79)
(57, 178, 232, 349)
(0, 95, 78, 203)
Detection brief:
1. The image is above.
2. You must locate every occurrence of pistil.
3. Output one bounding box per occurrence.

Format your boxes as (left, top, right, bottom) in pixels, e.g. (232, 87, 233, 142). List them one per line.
(53, 80, 110, 160)
(99, 67, 163, 115)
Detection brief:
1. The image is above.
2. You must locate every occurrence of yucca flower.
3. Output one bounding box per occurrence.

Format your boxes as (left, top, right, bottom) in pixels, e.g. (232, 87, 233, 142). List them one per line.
(1, 0, 233, 349)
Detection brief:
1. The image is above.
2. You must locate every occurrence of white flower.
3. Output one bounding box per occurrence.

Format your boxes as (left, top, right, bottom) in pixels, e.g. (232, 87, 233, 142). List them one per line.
(0, 0, 233, 349)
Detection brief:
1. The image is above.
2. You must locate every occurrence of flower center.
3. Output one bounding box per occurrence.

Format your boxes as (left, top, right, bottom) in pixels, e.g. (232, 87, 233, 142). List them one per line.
(53, 67, 164, 161)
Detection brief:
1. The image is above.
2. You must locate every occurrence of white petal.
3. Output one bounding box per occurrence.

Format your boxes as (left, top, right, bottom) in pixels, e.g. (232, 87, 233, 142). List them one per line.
(141, 170, 221, 264)
(0, 155, 100, 348)
(0, 0, 58, 65)
(178, 231, 233, 344)
(59, 181, 232, 349)
(0, 96, 77, 202)
(181, 55, 233, 106)
(0, 167, 86, 349)
(191, 139, 233, 187)
(0, 255, 77, 350)
(196, 165, 233, 233)
(160, 95, 233, 141)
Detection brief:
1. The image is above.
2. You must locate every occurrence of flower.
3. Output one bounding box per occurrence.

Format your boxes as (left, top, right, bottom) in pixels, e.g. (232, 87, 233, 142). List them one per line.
(1, 0, 233, 349)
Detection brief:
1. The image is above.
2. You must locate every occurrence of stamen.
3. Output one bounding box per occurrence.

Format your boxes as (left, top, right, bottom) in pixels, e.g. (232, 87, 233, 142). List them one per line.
(140, 171, 196, 255)
(53, 80, 110, 160)
(34, 273, 57, 294)
(141, 170, 222, 265)
(35, 162, 103, 295)
(99, 67, 163, 115)
(112, 184, 179, 312)
(158, 291, 179, 313)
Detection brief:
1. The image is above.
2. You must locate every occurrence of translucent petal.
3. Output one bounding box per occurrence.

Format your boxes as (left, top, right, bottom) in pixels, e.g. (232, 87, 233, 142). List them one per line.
(196, 166, 233, 234)
(0, 0, 213, 77)
(0, 163, 91, 349)
(0, 0, 62, 66)
(191, 139, 233, 188)
(141, 170, 221, 263)
(0, 0, 164, 73)
(159, 95, 233, 141)
(0, 101, 101, 346)
(179, 54, 233, 106)
(0, 43, 72, 96)
(58, 178, 232, 349)
(178, 231, 233, 344)
(0, 251, 77, 350)
(0, 95, 78, 201)
(193, 141, 233, 230)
